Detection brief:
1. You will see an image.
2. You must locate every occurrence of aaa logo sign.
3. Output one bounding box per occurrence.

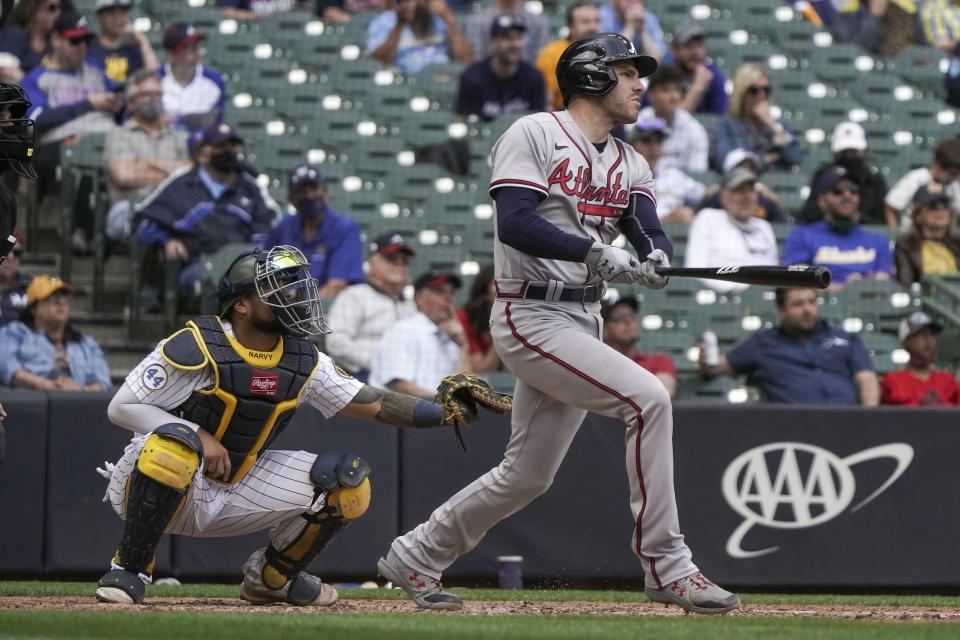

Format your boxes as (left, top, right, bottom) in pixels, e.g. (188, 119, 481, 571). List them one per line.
(722, 442, 913, 559)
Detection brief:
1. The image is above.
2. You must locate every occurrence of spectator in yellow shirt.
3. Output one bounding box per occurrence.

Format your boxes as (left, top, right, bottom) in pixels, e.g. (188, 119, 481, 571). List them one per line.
(535, 1, 600, 111)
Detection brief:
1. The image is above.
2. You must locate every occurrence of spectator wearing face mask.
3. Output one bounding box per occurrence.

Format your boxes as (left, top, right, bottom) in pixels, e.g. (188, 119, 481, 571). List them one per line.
(260, 165, 365, 300)
(104, 68, 190, 240)
(135, 122, 280, 298)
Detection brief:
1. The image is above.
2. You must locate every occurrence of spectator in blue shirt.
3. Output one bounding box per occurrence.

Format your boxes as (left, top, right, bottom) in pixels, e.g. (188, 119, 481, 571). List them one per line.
(700, 287, 880, 405)
(87, 0, 159, 89)
(261, 165, 365, 300)
(599, 0, 666, 60)
(784, 165, 893, 288)
(135, 122, 280, 298)
(712, 62, 803, 172)
(0, 274, 111, 391)
(456, 14, 544, 122)
(665, 21, 727, 115)
(367, 0, 473, 74)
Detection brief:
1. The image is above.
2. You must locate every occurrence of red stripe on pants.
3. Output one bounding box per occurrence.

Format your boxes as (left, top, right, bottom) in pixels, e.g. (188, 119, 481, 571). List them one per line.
(504, 302, 661, 588)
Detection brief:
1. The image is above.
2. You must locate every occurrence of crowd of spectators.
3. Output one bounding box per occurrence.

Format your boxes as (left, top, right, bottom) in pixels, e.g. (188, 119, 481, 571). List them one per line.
(3, 1, 960, 406)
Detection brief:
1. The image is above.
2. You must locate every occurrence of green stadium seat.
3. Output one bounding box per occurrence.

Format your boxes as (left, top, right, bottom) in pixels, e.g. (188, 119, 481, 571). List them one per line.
(889, 46, 950, 100)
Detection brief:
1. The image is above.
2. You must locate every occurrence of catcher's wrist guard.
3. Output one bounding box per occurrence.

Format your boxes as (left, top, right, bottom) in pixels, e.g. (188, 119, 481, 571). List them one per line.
(412, 400, 444, 428)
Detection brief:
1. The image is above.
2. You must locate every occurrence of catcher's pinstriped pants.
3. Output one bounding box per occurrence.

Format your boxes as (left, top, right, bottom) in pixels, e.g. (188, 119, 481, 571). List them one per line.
(391, 299, 697, 589)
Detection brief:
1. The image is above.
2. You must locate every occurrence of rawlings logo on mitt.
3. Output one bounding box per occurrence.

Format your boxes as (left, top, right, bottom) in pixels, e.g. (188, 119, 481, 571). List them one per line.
(435, 372, 513, 428)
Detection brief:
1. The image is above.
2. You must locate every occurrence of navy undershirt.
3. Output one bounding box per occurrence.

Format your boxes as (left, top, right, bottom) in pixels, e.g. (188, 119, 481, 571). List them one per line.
(494, 187, 673, 263)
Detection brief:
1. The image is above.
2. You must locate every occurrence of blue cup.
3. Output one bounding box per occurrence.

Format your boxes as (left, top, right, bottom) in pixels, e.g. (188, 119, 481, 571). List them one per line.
(497, 555, 523, 590)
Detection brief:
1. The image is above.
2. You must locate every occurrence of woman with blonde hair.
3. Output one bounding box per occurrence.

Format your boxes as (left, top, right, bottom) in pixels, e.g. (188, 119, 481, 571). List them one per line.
(712, 63, 803, 172)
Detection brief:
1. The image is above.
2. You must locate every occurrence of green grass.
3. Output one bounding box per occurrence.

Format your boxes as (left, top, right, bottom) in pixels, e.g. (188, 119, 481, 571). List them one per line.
(2, 581, 960, 607)
(1, 610, 959, 640)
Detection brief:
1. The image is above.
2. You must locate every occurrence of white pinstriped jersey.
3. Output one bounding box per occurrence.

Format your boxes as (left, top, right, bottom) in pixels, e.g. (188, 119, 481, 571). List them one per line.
(125, 321, 363, 430)
(488, 110, 657, 286)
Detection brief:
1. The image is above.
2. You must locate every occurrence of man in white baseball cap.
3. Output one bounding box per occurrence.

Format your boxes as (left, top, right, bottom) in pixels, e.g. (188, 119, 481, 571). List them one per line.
(800, 121, 888, 225)
(880, 311, 959, 405)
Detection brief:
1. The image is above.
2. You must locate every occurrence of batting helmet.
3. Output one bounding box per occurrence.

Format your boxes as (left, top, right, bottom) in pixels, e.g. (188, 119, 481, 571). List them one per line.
(0, 82, 37, 180)
(556, 33, 658, 107)
(213, 245, 330, 337)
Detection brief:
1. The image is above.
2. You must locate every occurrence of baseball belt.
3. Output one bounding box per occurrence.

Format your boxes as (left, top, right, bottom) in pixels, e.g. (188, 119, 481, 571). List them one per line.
(502, 282, 605, 304)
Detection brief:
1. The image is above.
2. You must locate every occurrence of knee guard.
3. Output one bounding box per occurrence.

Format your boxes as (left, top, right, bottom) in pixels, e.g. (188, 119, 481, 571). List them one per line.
(261, 452, 371, 590)
(116, 424, 203, 574)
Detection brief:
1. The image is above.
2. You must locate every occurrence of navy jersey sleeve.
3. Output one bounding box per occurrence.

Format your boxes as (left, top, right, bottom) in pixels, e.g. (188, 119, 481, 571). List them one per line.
(846, 333, 876, 373)
(725, 334, 761, 374)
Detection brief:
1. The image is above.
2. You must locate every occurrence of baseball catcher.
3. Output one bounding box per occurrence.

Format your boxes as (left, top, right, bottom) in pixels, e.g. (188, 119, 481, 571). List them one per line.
(94, 245, 511, 606)
(0, 80, 37, 467)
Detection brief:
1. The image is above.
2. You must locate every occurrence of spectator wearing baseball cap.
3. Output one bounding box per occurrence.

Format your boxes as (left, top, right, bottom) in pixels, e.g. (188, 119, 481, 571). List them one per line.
(800, 122, 888, 225)
(885, 138, 960, 232)
(135, 122, 280, 303)
(157, 22, 225, 132)
(367, 0, 474, 75)
(664, 21, 727, 115)
(881, 311, 959, 406)
(87, 0, 159, 88)
(684, 167, 779, 292)
(465, 0, 549, 62)
(894, 183, 960, 286)
(326, 232, 417, 381)
(20, 11, 120, 147)
(712, 62, 803, 172)
(600, 293, 677, 397)
(0, 274, 111, 391)
(456, 15, 545, 122)
(783, 165, 893, 288)
(260, 164, 365, 300)
(627, 115, 704, 223)
(637, 64, 708, 174)
(370, 268, 468, 398)
(698, 148, 785, 222)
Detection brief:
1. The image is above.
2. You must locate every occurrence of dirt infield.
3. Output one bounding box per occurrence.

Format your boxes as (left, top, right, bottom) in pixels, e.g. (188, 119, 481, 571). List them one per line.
(2, 596, 959, 622)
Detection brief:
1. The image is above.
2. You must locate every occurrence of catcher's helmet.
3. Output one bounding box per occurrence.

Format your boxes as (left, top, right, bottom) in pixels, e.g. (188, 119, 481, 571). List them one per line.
(556, 33, 658, 107)
(0, 82, 37, 180)
(213, 245, 330, 337)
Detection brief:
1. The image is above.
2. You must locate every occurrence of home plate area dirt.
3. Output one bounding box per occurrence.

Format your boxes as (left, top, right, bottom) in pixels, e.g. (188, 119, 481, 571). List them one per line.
(2, 596, 960, 622)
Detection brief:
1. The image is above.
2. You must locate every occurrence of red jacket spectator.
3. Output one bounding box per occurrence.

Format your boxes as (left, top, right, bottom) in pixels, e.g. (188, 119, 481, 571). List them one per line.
(881, 311, 960, 406)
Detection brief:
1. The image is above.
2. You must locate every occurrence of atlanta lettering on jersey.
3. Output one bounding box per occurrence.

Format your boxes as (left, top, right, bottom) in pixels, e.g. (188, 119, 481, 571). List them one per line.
(547, 158, 629, 217)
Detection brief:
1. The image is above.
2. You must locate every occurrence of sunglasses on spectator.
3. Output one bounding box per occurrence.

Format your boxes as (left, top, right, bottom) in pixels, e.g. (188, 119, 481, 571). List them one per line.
(606, 313, 636, 324)
(747, 85, 772, 97)
(68, 37, 90, 46)
(47, 2, 60, 12)
(11, 249, 22, 258)
(830, 186, 859, 196)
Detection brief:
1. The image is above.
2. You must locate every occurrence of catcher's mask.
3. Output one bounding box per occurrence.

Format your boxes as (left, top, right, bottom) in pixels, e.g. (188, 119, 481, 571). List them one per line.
(0, 82, 37, 180)
(213, 245, 330, 337)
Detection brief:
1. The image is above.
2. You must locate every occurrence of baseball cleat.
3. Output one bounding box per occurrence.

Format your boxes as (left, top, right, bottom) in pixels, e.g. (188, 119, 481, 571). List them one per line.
(240, 548, 338, 607)
(645, 572, 740, 614)
(377, 549, 463, 611)
(96, 568, 146, 604)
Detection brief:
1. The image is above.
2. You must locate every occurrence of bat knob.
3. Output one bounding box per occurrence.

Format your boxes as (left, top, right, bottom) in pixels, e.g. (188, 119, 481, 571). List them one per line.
(814, 267, 832, 289)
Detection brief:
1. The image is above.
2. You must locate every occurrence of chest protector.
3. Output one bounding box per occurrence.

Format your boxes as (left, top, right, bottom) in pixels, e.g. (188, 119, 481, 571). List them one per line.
(161, 316, 320, 484)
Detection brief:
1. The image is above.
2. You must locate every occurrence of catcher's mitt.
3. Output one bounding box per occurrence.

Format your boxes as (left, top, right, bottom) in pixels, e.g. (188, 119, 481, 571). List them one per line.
(435, 372, 513, 449)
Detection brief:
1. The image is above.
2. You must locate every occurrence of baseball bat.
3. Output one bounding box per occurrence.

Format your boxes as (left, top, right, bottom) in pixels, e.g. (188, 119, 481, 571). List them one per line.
(653, 265, 831, 289)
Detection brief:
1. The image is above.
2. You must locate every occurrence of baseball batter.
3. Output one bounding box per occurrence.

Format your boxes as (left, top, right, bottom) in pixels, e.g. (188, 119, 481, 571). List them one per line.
(379, 34, 740, 614)
(93, 245, 507, 606)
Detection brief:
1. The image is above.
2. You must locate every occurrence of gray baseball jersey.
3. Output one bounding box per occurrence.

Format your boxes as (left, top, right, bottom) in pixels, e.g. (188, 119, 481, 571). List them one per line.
(390, 111, 698, 591)
(489, 110, 657, 287)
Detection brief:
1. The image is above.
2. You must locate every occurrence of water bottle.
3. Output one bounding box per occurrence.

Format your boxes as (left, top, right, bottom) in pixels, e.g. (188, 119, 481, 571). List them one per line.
(701, 330, 719, 367)
(497, 555, 523, 590)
